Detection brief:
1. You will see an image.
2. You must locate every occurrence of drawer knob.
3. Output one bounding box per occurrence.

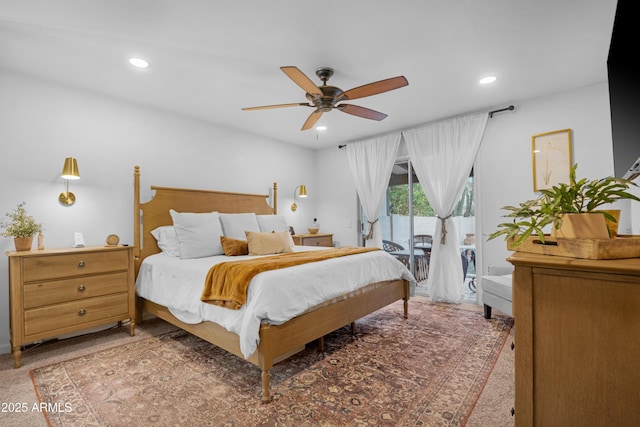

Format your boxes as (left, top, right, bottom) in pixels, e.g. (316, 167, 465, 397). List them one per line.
(77, 285, 86, 292)
(78, 261, 85, 268)
(78, 309, 87, 316)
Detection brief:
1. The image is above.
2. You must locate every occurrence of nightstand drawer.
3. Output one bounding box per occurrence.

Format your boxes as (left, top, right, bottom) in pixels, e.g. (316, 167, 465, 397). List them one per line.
(302, 236, 332, 246)
(23, 272, 129, 309)
(292, 233, 333, 247)
(24, 294, 129, 336)
(23, 250, 128, 282)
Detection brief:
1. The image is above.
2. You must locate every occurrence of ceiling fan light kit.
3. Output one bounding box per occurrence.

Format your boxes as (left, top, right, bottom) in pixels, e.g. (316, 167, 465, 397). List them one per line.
(242, 66, 408, 131)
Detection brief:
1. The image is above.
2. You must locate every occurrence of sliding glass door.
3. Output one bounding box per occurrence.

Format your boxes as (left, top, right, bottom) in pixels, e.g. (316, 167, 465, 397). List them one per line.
(361, 160, 475, 287)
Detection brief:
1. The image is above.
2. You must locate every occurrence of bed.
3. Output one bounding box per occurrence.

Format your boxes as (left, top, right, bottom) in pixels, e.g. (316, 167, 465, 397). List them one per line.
(132, 166, 414, 403)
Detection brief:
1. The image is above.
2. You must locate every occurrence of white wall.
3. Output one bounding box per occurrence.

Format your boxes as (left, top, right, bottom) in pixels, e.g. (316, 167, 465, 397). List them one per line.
(314, 147, 361, 248)
(316, 81, 619, 299)
(0, 70, 317, 354)
(477, 82, 615, 273)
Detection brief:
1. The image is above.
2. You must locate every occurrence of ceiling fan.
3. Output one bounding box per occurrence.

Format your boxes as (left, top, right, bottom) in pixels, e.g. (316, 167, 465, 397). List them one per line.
(242, 66, 408, 131)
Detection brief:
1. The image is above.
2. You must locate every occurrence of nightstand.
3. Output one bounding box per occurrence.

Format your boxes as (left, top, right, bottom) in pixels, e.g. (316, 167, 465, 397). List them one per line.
(292, 233, 333, 247)
(6, 245, 135, 368)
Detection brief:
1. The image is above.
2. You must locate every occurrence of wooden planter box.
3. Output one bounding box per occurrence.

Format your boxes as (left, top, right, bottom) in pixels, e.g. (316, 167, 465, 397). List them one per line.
(508, 235, 640, 260)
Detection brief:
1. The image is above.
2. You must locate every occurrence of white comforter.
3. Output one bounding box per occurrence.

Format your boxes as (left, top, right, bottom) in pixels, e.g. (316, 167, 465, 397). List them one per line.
(135, 246, 416, 358)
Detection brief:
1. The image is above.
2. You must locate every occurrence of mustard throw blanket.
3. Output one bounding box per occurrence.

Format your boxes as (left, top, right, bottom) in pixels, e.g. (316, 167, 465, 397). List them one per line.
(201, 247, 380, 310)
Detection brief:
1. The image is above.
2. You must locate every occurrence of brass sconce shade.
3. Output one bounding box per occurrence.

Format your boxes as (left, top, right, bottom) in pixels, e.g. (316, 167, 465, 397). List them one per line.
(61, 157, 80, 179)
(290, 184, 308, 212)
(59, 157, 80, 205)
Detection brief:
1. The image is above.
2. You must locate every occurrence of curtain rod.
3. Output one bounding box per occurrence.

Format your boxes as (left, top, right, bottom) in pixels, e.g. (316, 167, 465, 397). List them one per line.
(488, 105, 515, 118)
(338, 104, 515, 149)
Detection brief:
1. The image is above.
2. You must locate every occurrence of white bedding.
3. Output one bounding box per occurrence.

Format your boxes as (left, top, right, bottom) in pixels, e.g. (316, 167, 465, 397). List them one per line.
(135, 246, 416, 358)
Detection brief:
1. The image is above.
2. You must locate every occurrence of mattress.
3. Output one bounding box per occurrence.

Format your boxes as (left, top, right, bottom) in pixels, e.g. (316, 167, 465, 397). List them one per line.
(135, 246, 416, 358)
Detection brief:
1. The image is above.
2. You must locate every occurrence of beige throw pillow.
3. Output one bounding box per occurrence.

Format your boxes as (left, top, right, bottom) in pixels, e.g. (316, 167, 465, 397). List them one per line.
(245, 231, 294, 256)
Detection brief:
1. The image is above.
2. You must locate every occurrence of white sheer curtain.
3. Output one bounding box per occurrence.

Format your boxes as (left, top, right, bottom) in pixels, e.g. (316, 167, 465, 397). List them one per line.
(346, 134, 401, 248)
(403, 113, 488, 303)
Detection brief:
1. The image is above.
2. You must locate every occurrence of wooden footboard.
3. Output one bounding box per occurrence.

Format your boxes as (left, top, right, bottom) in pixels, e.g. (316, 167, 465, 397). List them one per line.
(138, 278, 409, 403)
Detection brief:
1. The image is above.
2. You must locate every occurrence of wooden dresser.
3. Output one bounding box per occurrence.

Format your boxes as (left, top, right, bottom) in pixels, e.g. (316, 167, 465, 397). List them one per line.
(508, 252, 640, 426)
(292, 233, 333, 247)
(7, 245, 135, 368)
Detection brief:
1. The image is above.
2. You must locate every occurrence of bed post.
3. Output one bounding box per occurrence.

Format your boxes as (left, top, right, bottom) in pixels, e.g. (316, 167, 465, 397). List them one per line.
(258, 323, 274, 404)
(404, 281, 410, 319)
(133, 166, 141, 270)
(273, 182, 278, 215)
(133, 166, 143, 326)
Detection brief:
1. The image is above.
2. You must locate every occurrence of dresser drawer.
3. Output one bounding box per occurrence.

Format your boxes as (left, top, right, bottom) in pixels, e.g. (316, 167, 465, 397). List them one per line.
(23, 250, 128, 282)
(24, 294, 129, 336)
(23, 272, 128, 309)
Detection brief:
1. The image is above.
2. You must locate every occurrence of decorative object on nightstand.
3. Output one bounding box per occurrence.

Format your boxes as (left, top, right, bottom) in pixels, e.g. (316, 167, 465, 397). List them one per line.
(106, 234, 120, 246)
(292, 232, 333, 247)
(6, 245, 136, 368)
(37, 231, 45, 250)
(1, 202, 42, 252)
(59, 157, 81, 206)
(290, 184, 307, 212)
(308, 218, 320, 234)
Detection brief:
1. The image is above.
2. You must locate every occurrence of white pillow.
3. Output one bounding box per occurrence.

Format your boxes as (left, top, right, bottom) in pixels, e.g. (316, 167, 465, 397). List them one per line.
(169, 210, 224, 259)
(257, 215, 289, 233)
(257, 214, 295, 247)
(150, 226, 181, 257)
(219, 213, 260, 240)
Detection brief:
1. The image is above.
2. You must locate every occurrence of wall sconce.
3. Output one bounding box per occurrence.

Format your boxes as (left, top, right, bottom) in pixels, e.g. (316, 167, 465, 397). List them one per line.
(290, 184, 307, 212)
(59, 157, 80, 205)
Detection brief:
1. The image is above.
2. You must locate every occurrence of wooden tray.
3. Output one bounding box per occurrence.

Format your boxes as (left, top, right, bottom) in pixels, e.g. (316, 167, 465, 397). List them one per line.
(507, 235, 640, 260)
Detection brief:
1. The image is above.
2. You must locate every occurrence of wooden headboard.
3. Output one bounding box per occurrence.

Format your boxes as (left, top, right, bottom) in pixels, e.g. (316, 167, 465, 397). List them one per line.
(133, 166, 277, 274)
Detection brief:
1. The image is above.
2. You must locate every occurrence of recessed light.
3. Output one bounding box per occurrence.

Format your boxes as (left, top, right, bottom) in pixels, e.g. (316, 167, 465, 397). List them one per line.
(129, 57, 149, 69)
(316, 126, 327, 131)
(479, 76, 496, 85)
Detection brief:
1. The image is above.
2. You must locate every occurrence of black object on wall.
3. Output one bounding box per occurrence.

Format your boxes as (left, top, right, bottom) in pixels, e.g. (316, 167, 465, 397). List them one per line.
(607, 0, 640, 180)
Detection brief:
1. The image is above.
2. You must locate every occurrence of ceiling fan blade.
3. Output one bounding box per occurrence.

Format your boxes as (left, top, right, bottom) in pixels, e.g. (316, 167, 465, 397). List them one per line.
(281, 66, 322, 95)
(242, 103, 310, 111)
(341, 76, 408, 100)
(337, 104, 388, 121)
(301, 110, 323, 130)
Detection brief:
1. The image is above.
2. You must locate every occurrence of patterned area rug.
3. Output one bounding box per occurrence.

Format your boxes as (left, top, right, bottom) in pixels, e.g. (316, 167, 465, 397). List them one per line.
(31, 299, 512, 426)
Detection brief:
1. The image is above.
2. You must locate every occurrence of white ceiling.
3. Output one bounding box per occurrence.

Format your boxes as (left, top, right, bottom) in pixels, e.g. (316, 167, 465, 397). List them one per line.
(0, 0, 618, 149)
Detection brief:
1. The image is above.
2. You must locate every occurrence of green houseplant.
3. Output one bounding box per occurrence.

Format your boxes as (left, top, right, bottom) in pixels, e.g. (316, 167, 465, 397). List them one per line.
(489, 164, 640, 247)
(1, 202, 42, 251)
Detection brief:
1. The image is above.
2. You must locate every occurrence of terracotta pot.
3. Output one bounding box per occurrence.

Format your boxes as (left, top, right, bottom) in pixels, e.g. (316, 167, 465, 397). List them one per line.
(14, 236, 34, 251)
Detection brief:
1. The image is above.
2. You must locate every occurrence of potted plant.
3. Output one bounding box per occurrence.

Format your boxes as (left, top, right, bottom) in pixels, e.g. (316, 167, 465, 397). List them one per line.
(1, 202, 42, 251)
(489, 164, 640, 247)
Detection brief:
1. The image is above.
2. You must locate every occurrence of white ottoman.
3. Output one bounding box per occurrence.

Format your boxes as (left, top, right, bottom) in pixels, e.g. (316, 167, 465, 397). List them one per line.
(482, 273, 512, 319)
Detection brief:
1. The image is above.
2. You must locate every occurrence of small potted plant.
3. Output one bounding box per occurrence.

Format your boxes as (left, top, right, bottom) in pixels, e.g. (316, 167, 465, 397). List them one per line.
(1, 202, 42, 251)
(489, 164, 640, 247)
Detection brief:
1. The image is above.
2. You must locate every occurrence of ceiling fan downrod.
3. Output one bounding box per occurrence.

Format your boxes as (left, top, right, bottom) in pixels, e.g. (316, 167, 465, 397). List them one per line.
(315, 67, 334, 85)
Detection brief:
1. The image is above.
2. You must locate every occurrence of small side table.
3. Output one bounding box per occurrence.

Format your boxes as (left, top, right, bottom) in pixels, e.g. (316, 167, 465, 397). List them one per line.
(292, 233, 333, 247)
